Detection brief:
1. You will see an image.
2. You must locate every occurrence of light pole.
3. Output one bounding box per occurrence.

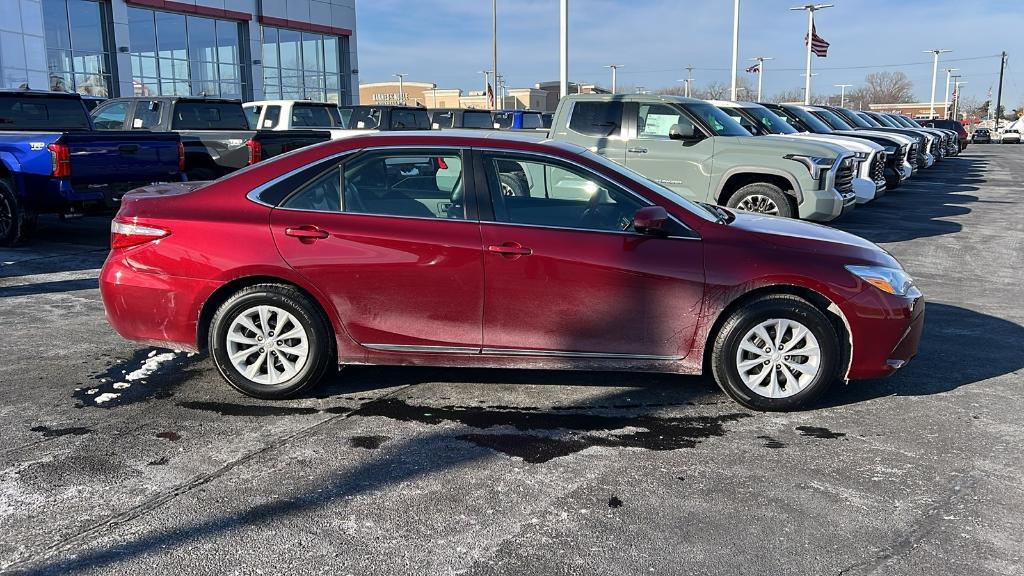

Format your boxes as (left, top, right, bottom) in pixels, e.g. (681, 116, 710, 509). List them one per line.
(834, 83, 851, 107)
(394, 73, 407, 105)
(750, 56, 773, 101)
(685, 65, 695, 97)
(924, 49, 952, 118)
(604, 64, 624, 94)
(731, 0, 740, 100)
(943, 67, 959, 119)
(492, 0, 498, 110)
(478, 70, 491, 108)
(677, 78, 692, 97)
(790, 4, 832, 105)
(559, 0, 568, 98)
(952, 78, 966, 121)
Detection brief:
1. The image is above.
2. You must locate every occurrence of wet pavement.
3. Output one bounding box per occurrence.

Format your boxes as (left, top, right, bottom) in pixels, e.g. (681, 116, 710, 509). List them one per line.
(1, 146, 1022, 575)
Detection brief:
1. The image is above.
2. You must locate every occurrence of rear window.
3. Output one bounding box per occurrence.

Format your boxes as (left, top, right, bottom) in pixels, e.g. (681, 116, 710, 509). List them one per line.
(462, 110, 492, 128)
(171, 102, 249, 130)
(389, 109, 429, 130)
(568, 101, 622, 137)
(0, 96, 90, 130)
(521, 112, 543, 129)
(493, 111, 514, 129)
(291, 104, 341, 128)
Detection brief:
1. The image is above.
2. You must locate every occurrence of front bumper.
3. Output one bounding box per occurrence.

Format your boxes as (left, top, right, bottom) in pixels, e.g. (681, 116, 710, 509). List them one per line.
(852, 177, 877, 204)
(843, 288, 925, 380)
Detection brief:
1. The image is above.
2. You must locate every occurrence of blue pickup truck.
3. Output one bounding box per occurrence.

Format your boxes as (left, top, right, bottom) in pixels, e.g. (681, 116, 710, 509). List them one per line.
(0, 90, 183, 245)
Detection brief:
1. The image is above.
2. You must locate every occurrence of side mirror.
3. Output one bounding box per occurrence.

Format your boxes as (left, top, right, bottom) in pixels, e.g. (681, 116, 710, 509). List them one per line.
(668, 123, 700, 141)
(633, 206, 669, 236)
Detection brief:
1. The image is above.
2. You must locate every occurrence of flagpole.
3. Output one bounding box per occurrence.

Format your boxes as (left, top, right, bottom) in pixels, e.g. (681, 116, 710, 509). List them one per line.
(492, 0, 498, 110)
(731, 0, 740, 101)
(790, 4, 832, 105)
(750, 56, 772, 101)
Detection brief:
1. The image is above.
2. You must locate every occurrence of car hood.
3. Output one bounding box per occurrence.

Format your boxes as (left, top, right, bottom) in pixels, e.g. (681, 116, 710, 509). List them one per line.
(724, 210, 899, 267)
(733, 135, 846, 157)
(783, 133, 882, 153)
(836, 130, 915, 146)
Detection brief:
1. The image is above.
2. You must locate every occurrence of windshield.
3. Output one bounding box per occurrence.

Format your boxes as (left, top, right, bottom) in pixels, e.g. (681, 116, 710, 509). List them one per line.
(812, 108, 854, 130)
(745, 106, 798, 134)
(887, 115, 913, 127)
(0, 96, 91, 130)
(857, 113, 883, 128)
(683, 102, 751, 136)
(835, 107, 872, 128)
(579, 149, 719, 223)
(904, 117, 925, 128)
(291, 104, 342, 128)
(786, 106, 834, 133)
(172, 102, 249, 130)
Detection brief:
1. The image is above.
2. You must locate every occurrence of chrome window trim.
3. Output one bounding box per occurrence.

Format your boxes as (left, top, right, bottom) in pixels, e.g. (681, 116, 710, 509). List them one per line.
(473, 146, 700, 240)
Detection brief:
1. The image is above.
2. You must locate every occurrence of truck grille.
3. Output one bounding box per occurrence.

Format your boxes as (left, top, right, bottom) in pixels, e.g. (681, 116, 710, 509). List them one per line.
(871, 151, 886, 185)
(891, 146, 906, 169)
(909, 142, 921, 168)
(835, 158, 855, 195)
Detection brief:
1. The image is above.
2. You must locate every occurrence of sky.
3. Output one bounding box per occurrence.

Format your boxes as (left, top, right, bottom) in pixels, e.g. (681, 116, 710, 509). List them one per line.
(355, 0, 1023, 108)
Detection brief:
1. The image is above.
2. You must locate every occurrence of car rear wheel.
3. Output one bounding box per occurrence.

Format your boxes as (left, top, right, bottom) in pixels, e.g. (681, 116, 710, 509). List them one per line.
(726, 183, 795, 219)
(710, 294, 841, 411)
(209, 284, 333, 399)
(0, 178, 31, 247)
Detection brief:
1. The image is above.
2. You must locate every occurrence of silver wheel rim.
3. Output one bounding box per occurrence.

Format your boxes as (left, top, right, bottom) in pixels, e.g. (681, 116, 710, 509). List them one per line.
(500, 181, 517, 196)
(735, 318, 821, 399)
(226, 305, 309, 385)
(736, 194, 780, 215)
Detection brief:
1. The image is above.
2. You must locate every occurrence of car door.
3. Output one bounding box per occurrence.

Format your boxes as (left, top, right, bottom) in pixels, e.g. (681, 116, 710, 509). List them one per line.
(476, 150, 705, 358)
(552, 100, 628, 164)
(269, 147, 484, 351)
(623, 102, 713, 203)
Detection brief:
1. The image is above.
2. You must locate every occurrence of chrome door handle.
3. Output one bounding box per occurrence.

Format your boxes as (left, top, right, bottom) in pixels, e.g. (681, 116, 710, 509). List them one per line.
(627, 147, 648, 154)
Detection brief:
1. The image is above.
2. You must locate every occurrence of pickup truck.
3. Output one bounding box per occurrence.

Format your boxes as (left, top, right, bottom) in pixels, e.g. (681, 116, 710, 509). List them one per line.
(339, 105, 432, 131)
(91, 97, 330, 181)
(711, 100, 886, 204)
(0, 90, 183, 246)
(824, 106, 933, 171)
(243, 100, 348, 139)
(429, 108, 495, 129)
(548, 94, 856, 221)
(493, 110, 546, 130)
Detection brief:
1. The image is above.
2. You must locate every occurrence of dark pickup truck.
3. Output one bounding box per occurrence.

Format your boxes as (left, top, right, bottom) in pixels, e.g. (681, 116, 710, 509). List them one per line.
(0, 90, 183, 245)
(91, 97, 330, 181)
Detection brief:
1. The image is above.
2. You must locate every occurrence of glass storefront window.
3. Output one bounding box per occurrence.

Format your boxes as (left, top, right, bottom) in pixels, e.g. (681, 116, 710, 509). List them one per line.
(42, 0, 112, 96)
(261, 26, 346, 104)
(127, 7, 246, 99)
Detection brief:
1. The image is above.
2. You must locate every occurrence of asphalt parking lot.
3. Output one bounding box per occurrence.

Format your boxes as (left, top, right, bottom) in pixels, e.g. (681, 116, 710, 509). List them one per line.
(1, 146, 1022, 576)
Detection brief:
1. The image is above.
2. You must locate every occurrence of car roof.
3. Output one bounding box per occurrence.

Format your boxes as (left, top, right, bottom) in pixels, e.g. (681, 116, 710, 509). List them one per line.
(245, 100, 334, 106)
(0, 89, 82, 99)
(561, 93, 705, 105)
(323, 129, 588, 155)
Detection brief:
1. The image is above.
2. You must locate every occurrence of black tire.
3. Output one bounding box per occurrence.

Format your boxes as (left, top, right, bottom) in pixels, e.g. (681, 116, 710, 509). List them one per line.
(710, 294, 842, 411)
(209, 284, 333, 399)
(498, 172, 528, 197)
(0, 178, 32, 247)
(725, 182, 795, 219)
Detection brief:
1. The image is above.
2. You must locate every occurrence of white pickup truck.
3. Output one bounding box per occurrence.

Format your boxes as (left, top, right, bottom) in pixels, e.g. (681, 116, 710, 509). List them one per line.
(243, 99, 357, 140)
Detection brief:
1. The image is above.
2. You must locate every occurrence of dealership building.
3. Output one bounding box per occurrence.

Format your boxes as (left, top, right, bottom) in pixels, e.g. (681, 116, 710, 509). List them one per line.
(0, 0, 358, 103)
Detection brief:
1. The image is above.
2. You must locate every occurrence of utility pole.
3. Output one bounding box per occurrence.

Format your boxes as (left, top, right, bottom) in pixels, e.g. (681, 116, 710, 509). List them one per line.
(394, 73, 407, 105)
(751, 56, 773, 101)
(685, 65, 695, 97)
(924, 49, 952, 118)
(994, 51, 1007, 133)
(559, 0, 568, 98)
(731, 0, 740, 100)
(943, 67, 959, 119)
(492, 0, 498, 110)
(604, 64, 624, 94)
(834, 83, 851, 107)
(790, 4, 832, 105)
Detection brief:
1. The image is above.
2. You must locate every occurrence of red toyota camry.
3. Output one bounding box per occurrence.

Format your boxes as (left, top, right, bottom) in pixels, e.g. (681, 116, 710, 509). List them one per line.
(99, 132, 923, 411)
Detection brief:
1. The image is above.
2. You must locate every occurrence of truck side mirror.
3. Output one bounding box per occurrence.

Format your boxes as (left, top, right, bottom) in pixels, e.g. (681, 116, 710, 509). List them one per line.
(669, 123, 699, 141)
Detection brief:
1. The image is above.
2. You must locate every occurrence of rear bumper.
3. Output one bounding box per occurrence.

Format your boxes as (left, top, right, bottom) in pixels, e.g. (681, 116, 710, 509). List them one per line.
(843, 289, 925, 380)
(100, 254, 221, 351)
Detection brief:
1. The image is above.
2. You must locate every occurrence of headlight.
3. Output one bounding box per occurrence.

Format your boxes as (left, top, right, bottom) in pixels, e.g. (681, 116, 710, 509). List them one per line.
(784, 154, 835, 181)
(845, 265, 921, 297)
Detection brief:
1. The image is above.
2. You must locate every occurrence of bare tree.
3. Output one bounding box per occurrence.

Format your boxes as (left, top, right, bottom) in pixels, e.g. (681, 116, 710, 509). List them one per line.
(655, 77, 753, 101)
(854, 72, 915, 106)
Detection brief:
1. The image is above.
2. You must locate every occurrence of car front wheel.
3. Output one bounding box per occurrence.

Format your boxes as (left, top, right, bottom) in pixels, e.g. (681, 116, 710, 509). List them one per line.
(209, 284, 333, 399)
(725, 183, 795, 219)
(711, 294, 842, 411)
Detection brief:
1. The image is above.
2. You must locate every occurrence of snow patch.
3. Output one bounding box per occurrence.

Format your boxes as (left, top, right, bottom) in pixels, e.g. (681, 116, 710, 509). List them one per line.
(94, 392, 121, 404)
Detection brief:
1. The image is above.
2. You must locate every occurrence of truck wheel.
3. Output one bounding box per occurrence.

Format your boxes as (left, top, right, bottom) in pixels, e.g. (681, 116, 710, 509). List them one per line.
(0, 178, 30, 247)
(209, 283, 333, 399)
(710, 294, 842, 411)
(498, 173, 528, 197)
(726, 183, 794, 218)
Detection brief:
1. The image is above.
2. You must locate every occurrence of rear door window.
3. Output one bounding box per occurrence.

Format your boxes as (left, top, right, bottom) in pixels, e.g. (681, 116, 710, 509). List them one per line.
(637, 104, 693, 139)
(568, 101, 622, 137)
(244, 105, 262, 129)
(91, 101, 129, 130)
(262, 105, 281, 129)
(462, 110, 492, 128)
(132, 100, 163, 129)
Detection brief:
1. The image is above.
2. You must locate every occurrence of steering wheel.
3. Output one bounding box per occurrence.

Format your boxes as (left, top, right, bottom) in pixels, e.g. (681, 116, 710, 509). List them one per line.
(579, 187, 608, 228)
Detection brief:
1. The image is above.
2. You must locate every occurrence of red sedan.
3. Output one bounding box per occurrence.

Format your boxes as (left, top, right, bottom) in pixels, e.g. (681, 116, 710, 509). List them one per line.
(100, 132, 924, 411)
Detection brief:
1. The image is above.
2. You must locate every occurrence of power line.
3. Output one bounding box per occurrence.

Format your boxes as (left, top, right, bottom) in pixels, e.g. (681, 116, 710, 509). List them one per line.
(592, 53, 1003, 76)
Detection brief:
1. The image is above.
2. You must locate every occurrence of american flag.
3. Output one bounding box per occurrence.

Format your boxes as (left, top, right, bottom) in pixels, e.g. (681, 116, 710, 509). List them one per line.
(486, 83, 494, 107)
(805, 23, 829, 58)
(745, 63, 761, 74)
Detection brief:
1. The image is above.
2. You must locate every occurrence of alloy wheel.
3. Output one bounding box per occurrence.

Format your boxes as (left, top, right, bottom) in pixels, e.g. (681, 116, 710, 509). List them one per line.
(226, 305, 309, 385)
(735, 318, 821, 399)
(0, 193, 12, 240)
(736, 194, 780, 215)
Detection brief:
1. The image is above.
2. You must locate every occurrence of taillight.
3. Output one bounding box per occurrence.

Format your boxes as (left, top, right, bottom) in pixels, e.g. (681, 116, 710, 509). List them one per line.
(177, 141, 185, 172)
(246, 139, 263, 165)
(48, 143, 71, 178)
(111, 219, 170, 249)
(436, 157, 448, 170)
